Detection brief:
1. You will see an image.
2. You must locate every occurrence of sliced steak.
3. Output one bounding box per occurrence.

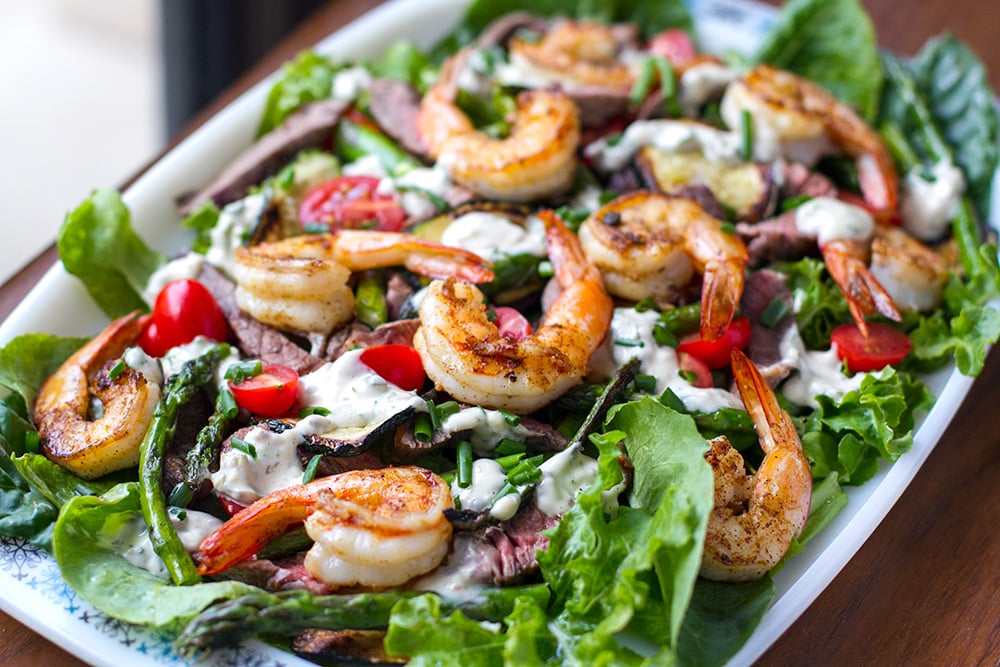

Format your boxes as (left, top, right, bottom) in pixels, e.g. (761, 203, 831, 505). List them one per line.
(325, 319, 421, 360)
(179, 98, 350, 215)
(368, 78, 432, 162)
(740, 269, 796, 385)
(198, 264, 324, 374)
(781, 161, 838, 200)
(735, 210, 818, 267)
(455, 503, 560, 586)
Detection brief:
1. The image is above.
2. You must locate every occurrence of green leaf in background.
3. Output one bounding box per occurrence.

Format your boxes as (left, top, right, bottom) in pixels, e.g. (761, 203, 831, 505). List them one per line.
(676, 577, 774, 667)
(911, 34, 1000, 221)
(257, 50, 338, 137)
(0, 333, 87, 413)
(370, 40, 434, 91)
(54, 482, 258, 628)
(180, 201, 220, 255)
(58, 189, 164, 318)
(754, 0, 882, 121)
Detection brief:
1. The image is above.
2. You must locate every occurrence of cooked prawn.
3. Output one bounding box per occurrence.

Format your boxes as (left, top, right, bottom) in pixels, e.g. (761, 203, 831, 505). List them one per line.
(721, 64, 898, 221)
(197, 466, 453, 588)
(701, 349, 812, 582)
(33, 311, 161, 480)
(869, 223, 951, 312)
(417, 54, 581, 202)
(413, 210, 613, 414)
(232, 231, 493, 338)
(578, 191, 748, 341)
(507, 19, 636, 93)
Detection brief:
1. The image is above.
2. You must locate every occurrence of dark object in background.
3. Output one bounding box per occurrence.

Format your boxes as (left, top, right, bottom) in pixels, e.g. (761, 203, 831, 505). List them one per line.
(160, 0, 328, 138)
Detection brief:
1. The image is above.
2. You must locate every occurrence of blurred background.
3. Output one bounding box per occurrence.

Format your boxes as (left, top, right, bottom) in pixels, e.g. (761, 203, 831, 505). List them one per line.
(0, 0, 327, 285)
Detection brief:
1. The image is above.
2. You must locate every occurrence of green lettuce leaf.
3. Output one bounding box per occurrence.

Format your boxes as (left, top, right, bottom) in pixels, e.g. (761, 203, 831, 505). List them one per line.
(54, 482, 259, 628)
(676, 577, 774, 667)
(58, 189, 164, 319)
(180, 201, 221, 256)
(754, 0, 881, 120)
(370, 40, 434, 91)
(0, 333, 88, 414)
(799, 368, 933, 485)
(257, 50, 339, 137)
(13, 453, 119, 508)
(775, 258, 852, 350)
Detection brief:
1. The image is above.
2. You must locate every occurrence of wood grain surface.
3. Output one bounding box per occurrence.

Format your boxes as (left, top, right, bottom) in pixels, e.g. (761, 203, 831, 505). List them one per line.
(0, 0, 997, 664)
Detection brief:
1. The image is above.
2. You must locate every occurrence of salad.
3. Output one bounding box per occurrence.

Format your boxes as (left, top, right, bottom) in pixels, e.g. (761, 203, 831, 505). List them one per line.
(0, 0, 998, 665)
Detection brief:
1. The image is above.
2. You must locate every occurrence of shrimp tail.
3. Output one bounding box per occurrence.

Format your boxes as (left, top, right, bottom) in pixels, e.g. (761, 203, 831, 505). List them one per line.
(700, 258, 745, 342)
(333, 231, 495, 284)
(821, 238, 901, 336)
(856, 152, 899, 223)
(196, 477, 338, 575)
(730, 349, 798, 457)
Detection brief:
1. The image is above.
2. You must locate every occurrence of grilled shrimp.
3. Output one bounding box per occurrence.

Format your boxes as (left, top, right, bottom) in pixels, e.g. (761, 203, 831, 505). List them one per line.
(413, 210, 613, 414)
(794, 197, 901, 335)
(232, 231, 493, 338)
(721, 64, 898, 221)
(197, 466, 453, 588)
(579, 191, 748, 342)
(869, 224, 951, 312)
(417, 54, 581, 202)
(33, 311, 161, 479)
(506, 19, 636, 92)
(700, 349, 812, 582)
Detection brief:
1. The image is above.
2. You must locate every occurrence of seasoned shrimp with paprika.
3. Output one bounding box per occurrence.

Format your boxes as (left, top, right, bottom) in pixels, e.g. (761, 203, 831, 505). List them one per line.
(197, 466, 453, 588)
(413, 210, 613, 414)
(700, 349, 812, 582)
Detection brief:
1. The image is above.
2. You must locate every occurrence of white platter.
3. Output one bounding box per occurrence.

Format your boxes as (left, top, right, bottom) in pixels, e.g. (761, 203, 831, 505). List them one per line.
(0, 0, 992, 665)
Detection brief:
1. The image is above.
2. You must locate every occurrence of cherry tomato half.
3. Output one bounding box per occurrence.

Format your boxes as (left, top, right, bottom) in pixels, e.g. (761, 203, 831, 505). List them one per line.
(647, 28, 697, 67)
(676, 316, 752, 370)
(678, 351, 714, 388)
(299, 176, 406, 232)
(830, 322, 912, 373)
(139, 279, 228, 357)
(228, 363, 300, 417)
(359, 344, 426, 391)
(216, 494, 247, 517)
(493, 306, 532, 342)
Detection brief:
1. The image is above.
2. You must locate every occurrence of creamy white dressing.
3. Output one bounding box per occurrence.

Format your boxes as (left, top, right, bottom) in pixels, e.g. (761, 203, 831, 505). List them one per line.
(160, 336, 241, 390)
(342, 154, 387, 179)
(331, 66, 373, 102)
(123, 346, 164, 385)
(204, 193, 268, 274)
(778, 327, 864, 409)
(535, 443, 599, 517)
(210, 350, 426, 503)
(794, 197, 875, 245)
(585, 119, 742, 172)
(678, 62, 737, 117)
(142, 252, 205, 305)
(388, 165, 454, 218)
(440, 406, 536, 457)
(115, 509, 223, 579)
(439, 212, 547, 261)
(494, 50, 601, 93)
(452, 458, 508, 513)
(900, 160, 966, 240)
(594, 308, 742, 413)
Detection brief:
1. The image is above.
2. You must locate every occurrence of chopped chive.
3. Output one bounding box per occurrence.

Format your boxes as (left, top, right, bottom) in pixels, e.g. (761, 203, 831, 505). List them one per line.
(231, 437, 257, 459)
(486, 306, 498, 323)
(537, 260, 554, 278)
(413, 413, 433, 442)
(720, 221, 737, 235)
(303, 221, 329, 234)
(634, 297, 655, 313)
(629, 57, 657, 105)
(24, 431, 40, 454)
(298, 405, 332, 418)
(170, 508, 188, 522)
(435, 400, 460, 425)
(659, 387, 687, 412)
(167, 483, 193, 508)
(739, 109, 754, 162)
(760, 297, 791, 328)
(441, 470, 456, 485)
(678, 369, 699, 384)
(302, 454, 323, 484)
(652, 56, 681, 117)
(634, 373, 657, 393)
(426, 399, 440, 430)
(225, 360, 263, 385)
(456, 441, 473, 489)
(397, 185, 449, 211)
(108, 359, 126, 381)
(495, 453, 526, 471)
(491, 481, 518, 505)
(651, 324, 679, 348)
(499, 409, 521, 427)
(720, 203, 738, 222)
(780, 194, 813, 212)
(495, 438, 526, 456)
(218, 387, 240, 419)
(605, 132, 625, 147)
(614, 337, 645, 348)
(506, 455, 544, 486)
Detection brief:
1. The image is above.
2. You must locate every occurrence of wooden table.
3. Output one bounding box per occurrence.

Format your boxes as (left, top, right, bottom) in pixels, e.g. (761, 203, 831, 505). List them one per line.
(1, 0, 998, 664)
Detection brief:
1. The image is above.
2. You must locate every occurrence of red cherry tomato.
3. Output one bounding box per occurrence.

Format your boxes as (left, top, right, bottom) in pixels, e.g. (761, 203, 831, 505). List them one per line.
(493, 306, 532, 342)
(676, 316, 752, 370)
(228, 363, 300, 417)
(678, 351, 714, 388)
(359, 345, 426, 391)
(647, 28, 697, 67)
(830, 322, 912, 373)
(139, 279, 228, 357)
(299, 176, 406, 232)
(216, 494, 247, 517)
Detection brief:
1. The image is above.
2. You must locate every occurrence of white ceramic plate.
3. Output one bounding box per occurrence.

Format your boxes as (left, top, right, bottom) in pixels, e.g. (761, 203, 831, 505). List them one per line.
(0, 0, 992, 665)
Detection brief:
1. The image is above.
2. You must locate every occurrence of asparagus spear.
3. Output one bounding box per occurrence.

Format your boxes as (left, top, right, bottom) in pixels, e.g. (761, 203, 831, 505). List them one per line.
(179, 385, 240, 499)
(175, 584, 550, 656)
(138, 343, 230, 586)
